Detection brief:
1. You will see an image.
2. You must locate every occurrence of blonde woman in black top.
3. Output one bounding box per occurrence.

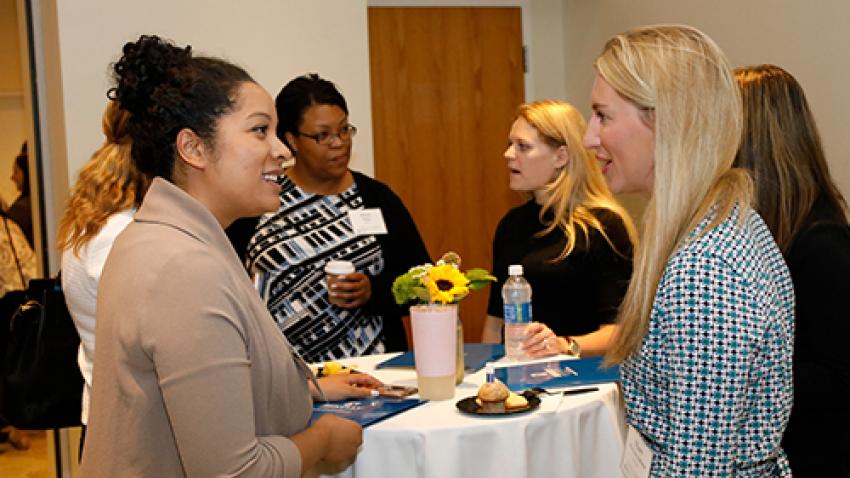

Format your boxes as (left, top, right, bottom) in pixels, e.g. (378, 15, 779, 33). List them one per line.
(482, 100, 637, 358)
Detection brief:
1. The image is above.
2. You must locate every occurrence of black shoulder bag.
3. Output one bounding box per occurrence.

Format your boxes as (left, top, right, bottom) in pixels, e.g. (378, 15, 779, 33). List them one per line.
(2, 275, 84, 429)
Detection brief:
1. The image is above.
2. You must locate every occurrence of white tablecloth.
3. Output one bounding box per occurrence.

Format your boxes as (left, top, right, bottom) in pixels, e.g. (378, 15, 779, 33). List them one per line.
(312, 353, 626, 478)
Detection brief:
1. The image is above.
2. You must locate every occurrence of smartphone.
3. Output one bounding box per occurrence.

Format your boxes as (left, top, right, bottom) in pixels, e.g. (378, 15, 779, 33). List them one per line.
(377, 385, 418, 398)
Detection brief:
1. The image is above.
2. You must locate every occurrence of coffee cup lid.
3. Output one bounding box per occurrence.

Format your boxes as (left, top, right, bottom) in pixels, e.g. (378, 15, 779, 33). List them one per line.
(325, 260, 355, 275)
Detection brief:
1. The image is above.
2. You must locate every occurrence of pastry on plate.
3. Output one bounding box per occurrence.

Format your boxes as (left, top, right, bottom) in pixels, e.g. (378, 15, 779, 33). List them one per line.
(476, 380, 510, 413)
(504, 392, 528, 411)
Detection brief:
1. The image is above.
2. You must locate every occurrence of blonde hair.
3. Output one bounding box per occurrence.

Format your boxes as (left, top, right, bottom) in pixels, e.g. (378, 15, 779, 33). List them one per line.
(57, 101, 150, 255)
(519, 100, 637, 260)
(735, 64, 849, 252)
(601, 25, 752, 363)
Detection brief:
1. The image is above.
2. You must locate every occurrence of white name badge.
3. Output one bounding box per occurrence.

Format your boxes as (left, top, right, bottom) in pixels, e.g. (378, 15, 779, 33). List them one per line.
(348, 208, 388, 236)
(621, 424, 653, 478)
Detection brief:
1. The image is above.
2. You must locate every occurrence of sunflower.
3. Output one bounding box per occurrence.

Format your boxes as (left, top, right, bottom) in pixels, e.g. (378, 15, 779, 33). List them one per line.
(424, 264, 470, 304)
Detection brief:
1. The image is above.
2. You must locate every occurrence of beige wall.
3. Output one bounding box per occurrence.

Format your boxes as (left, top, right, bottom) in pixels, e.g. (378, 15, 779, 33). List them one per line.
(563, 0, 850, 208)
(0, 0, 25, 207)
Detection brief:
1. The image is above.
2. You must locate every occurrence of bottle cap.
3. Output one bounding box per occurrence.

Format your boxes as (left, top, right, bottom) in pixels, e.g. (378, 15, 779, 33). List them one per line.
(325, 260, 355, 275)
(508, 264, 523, 276)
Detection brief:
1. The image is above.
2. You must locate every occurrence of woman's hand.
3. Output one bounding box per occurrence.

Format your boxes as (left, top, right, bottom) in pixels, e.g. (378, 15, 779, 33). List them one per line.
(521, 322, 561, 358)
(329, 272, 372, 309)
(293, 414, 362, 474)
(315, 414, 363, 469)
(314, 373, 383, 402)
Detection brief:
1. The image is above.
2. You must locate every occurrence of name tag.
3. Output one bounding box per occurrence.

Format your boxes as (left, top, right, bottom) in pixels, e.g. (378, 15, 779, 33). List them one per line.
(621, 424, 653, 478)
(348, 208, 388, 236)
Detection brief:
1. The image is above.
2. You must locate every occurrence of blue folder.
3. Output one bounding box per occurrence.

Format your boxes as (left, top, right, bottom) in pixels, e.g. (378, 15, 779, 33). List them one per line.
(492, 356, 620, 391)
(311, 398, 426, 428)
(375, 343, 505, 372)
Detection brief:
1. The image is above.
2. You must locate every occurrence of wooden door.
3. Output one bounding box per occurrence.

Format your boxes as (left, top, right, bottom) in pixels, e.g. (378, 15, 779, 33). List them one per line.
(368, 7, 525, 342)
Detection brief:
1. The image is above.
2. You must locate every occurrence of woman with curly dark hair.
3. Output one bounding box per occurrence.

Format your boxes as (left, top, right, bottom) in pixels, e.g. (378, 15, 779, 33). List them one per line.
(80, 35, 381, 477)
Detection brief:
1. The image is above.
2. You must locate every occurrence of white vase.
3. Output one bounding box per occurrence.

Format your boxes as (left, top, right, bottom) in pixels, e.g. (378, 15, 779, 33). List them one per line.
(409, 304, 457, 400)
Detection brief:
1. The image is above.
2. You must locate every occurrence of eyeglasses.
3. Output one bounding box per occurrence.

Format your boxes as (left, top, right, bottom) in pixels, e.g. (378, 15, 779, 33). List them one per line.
(296, 124, 357, 146)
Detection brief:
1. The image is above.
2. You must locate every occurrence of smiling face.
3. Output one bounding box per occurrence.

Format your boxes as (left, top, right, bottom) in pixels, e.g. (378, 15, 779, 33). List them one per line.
(583, 74, 655, 195)
(285, 104, 352, 188)
(199, 82, 291, 226)
(504, 117, 567, 203)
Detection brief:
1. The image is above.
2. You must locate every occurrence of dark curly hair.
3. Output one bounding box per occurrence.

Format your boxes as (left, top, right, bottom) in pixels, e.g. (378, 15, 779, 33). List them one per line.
(109, 35, 254, 180)
(275, 73, 348, 150)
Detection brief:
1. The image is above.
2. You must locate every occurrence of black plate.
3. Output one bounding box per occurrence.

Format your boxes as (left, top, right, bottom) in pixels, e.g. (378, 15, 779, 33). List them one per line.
(455, 393, 541, 416)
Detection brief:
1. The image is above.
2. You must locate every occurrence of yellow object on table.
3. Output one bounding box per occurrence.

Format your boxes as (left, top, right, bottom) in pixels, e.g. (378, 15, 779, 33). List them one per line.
(314, 361, 358, 377)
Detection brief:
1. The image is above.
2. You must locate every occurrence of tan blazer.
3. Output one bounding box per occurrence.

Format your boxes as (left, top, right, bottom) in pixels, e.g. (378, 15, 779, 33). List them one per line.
(81, 178, 313, 477)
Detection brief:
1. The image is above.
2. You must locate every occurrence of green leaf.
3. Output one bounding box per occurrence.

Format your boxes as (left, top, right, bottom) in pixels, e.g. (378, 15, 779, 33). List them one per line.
(465, 268, 496, 281)
(413, 286, 430, 303)
(465, 268, 496, 291)
(392, 270, 433, 305)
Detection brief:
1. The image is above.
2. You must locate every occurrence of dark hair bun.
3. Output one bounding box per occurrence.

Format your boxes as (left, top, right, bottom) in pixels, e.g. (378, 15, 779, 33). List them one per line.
(107, 34, 253, 180)
(111, 35, 191, 117)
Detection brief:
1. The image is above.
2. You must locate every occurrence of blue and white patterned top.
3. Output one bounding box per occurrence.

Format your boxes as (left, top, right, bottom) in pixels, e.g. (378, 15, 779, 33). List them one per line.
(621, 207, 794, 477)
(246, 175, 386, 362)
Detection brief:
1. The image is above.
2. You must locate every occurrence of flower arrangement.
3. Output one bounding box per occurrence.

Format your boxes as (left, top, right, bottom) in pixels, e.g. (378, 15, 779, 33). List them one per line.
(392, 252, 496, 305)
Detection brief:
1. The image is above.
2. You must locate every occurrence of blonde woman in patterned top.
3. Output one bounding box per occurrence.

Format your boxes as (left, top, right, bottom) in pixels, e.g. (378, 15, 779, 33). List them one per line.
(584, 25, 794, 476)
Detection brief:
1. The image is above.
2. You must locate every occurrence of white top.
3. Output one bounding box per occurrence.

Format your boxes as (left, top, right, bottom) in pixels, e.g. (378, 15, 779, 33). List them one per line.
(61, 209, 135, 424)
(508, 264, 523, 276)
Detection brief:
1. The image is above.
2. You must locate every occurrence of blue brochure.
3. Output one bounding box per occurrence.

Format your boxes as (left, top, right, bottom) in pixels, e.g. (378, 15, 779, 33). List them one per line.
(375, 343, 505, 372)
(311, 397, 426, 428)
(492, 356, 619, 391)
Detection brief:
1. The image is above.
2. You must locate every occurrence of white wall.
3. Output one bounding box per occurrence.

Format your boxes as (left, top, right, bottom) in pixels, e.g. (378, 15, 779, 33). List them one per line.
(526, 0, 566, 101)
(53, 0, 375, 182)
(562, 0, 850, 203)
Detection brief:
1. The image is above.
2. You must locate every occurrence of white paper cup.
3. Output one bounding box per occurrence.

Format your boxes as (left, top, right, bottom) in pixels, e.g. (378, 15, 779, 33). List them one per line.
(325, 260, 355, 306)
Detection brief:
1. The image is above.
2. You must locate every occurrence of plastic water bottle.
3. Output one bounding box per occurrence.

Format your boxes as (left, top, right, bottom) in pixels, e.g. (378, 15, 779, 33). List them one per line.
(503, 264, 532, 361)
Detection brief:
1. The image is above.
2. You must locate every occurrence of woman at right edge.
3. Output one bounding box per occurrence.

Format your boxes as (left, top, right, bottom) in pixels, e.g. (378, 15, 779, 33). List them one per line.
(735, 64, 850, 477)
(586, 25, 794, 476)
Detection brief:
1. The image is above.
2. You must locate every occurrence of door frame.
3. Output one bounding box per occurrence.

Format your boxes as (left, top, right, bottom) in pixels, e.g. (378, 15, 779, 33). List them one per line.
(366, 0, 533, 101)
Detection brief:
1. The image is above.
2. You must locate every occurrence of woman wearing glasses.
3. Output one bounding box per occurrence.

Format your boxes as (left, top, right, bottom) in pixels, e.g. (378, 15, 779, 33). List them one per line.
(229, 74, 429, 362)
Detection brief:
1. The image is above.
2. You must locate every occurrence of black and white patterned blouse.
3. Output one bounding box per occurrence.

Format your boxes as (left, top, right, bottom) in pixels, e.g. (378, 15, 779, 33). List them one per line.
(621, 207, 794, 477)
(245, 176, 386, 362)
